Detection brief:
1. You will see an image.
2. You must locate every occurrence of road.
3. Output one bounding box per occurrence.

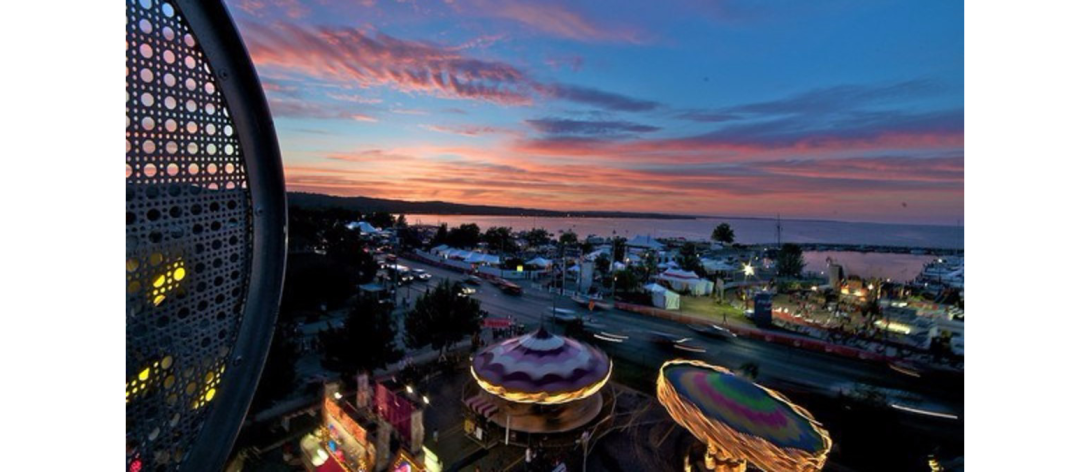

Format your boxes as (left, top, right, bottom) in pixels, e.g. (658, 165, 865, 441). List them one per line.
(395, 258, 963, 418)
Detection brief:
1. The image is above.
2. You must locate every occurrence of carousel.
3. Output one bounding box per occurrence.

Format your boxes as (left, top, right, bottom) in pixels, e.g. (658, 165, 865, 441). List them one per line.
(657, 359, 832, 471)
(466, 326, 612, 434)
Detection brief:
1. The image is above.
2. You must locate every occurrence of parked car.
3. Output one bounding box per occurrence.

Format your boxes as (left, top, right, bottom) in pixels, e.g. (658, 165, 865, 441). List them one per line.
(411, 268, 431, 281)
(465, 275, 483, 286)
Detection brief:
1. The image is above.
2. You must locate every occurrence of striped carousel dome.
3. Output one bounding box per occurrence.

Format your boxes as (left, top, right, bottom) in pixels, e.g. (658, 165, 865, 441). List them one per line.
(471, 327, 611, 404)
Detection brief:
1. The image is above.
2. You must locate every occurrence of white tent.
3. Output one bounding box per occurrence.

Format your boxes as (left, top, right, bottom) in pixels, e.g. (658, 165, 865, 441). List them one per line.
(662, 269, 700, 279)
(347, 221, 380, 234)
(645, 283, 680, 310)
(447, 249, 472, 260)
(628, 234, 665, 250)
(480, 254, 501, 265)
(430, 244, 450, 255)
(701, 258, 735, 273)
(658, 270, 714, 295)
(526, 257, 552, 268)
(584, 249, 608, 261)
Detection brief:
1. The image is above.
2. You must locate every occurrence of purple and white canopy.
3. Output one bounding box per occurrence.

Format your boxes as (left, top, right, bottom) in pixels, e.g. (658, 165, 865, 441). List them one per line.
(471, 327, 612, 404)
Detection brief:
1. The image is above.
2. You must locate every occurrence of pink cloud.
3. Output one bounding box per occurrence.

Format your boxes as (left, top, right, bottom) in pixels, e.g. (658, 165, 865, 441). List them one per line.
(233, 0, 308, 19)
(483, 1, 644, 43)
(242, 22, 535, 105)
(419, 124, 518, 137)
(279, 141, 960, 223)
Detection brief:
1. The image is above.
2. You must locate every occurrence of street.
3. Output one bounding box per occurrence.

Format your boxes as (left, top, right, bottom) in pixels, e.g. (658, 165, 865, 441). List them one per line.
(394, 259, 963, 417)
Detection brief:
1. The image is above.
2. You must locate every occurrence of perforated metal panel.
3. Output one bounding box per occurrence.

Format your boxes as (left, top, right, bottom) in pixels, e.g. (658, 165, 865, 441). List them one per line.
(126, 0, 285, 470)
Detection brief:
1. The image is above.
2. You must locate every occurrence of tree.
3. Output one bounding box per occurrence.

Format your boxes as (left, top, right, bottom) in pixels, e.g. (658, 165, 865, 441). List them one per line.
(252, 323, 299, 409)
(613, 269, 640, 293)
(558, 230, 578, 246)
(638, 251, 659, 282)
(525, 228, 551, 248)
(281, 253, 357, 312)
(432, 223, 448, 247)
(594, 253, 611, 279)
(325, 221, 366, 269)
(580, 240, 595, 256)
(397, 226, 424, 250)
(776, 243, 805, 277)
(405, 280, 483, 356)
(676, 242, 707, 277)
(611, 237, 627, 263)
(711, 223, 735, 245)
(396, 214, 408, 227)
(364, 211, 396, 229)
(359, 251, 380, 285)
(320, 297, 403, 379)
(446, 223, 481, 248)
(483, 226, 515, 252)
(502, 256, 525, 271)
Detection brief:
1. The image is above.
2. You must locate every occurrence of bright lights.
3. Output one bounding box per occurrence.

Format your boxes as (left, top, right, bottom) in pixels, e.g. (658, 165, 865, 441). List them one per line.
(471, 361, 613, 405)
(875, 319, 913, 335)
(333, 391, 343, 400)
(742, 263, 755, 277)
(656, 360, 832, 472)
(423, 395, 430, 405)
(890, 403, 959, 420)
(406, 385, 414, 394)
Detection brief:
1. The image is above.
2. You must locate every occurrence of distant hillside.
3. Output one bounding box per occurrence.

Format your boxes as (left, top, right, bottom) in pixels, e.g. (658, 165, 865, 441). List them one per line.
(288, 192, 701, 220)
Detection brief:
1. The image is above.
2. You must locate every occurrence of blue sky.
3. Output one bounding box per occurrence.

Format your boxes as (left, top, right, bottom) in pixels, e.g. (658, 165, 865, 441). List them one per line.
(226, 0, 964, 224)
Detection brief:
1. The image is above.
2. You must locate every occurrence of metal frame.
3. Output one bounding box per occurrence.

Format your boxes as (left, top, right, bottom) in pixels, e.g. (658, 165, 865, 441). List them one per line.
(170, 1, 287, 469)
(124, 0, 287, 466)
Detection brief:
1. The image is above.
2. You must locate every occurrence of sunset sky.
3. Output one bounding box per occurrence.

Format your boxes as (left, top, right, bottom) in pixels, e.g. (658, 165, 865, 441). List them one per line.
(226, 0, 963, 225)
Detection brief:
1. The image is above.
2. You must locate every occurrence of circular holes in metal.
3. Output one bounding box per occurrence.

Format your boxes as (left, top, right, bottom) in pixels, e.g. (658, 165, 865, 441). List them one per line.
(125, 0, 254, 469)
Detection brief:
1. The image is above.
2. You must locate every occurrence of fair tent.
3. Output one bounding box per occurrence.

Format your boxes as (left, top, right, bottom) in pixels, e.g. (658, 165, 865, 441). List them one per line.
(644, 283, 680, 310)
(628, 234, 665, 250)
(526, 257, 552, 268)
(657, 271, 715, 296)
(662, 269, 700, 279)
(347, 221, 380, 234)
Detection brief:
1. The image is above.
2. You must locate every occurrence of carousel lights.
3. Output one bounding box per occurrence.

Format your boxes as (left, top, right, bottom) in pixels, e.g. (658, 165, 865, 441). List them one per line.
(656, 359, 832, 472)
(470, 360, 613, 405)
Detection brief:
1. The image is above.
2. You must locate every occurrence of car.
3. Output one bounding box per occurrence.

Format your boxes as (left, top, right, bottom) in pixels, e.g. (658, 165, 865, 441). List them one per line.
(454, 283, 476, 296)
(411, 268, 431, 281)
(545, 308, 580, 323)
(499, 281, 522, 295)
(465, 275, 483, 286)
(688, 323, 737, 340)
(648, 330, 707, 353)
